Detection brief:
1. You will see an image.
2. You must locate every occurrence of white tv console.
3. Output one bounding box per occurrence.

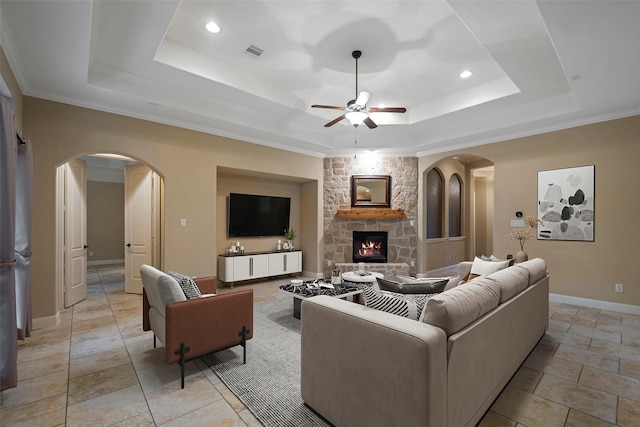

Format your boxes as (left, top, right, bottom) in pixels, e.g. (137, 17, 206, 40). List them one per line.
(218, 250, 302, 286)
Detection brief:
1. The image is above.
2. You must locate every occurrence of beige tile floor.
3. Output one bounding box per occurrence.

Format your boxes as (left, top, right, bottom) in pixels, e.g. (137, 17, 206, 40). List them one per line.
(1, 264, 640, 426)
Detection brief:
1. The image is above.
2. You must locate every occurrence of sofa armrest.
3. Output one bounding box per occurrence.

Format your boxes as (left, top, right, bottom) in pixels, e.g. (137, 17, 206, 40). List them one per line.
(164, 289, 253, 364)
(458, 261, 473, 279)
(194, 276, 217, 294)
(301, 296, 447, 427)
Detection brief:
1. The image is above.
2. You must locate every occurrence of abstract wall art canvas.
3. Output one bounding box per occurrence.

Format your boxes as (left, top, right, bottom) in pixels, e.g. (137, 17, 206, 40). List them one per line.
(537, 165, 595, 241)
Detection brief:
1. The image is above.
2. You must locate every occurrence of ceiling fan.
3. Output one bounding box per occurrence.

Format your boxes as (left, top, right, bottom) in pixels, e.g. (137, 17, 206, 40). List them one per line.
(311, 50, 407, 129)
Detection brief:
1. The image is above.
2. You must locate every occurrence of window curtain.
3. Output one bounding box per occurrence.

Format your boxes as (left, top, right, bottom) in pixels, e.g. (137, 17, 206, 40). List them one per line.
(0, 95, 18, 391)
(16, 132, 33, 340)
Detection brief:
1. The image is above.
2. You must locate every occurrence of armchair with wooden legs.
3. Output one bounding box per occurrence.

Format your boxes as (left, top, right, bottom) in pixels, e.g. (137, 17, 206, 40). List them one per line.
(141, 264, 253, 388)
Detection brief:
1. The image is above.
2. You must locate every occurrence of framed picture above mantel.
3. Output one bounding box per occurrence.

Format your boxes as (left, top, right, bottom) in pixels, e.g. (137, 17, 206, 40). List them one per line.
(351, 175, 391, 208)
(537, 165, 595, 241)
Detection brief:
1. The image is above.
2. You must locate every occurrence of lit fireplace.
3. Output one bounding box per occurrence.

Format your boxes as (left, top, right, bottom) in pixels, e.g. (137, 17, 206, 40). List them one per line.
(352, 231, 388, 263)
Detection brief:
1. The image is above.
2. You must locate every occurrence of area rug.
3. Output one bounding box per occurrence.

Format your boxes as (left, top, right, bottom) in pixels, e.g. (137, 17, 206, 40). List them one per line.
(201, 295, 330, 427)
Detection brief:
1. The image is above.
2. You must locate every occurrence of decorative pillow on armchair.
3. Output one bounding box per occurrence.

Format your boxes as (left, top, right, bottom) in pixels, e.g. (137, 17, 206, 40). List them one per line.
(167, 271, 202, 299)
(378, 277, 448, 294)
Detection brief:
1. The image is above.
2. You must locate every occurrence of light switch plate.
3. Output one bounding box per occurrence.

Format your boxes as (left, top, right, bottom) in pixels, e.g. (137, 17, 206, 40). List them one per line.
(180, 218, 186, 227)
(511, 219, 525, 227)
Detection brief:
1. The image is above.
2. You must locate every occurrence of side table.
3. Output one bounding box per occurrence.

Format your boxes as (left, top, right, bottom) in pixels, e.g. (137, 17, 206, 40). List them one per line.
(341, 271, 384, 287)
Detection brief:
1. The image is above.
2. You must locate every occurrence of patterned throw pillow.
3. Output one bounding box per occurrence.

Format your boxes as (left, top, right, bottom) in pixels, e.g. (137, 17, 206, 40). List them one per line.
(356, 284, 436, 321)
(167, 271, 202, 299)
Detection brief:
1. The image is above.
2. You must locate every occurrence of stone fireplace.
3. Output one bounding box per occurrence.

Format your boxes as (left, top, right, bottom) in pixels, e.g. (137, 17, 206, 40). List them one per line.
(353, 231, 388, 263)
(323, 157, 418, 278)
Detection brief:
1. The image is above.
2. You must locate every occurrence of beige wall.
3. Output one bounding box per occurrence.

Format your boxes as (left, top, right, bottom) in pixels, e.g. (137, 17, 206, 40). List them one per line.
(420, 115, 640, 306)
(87, 181, 124, 262)
(23, 97, 323, 319)
(473, 176, 494, 258)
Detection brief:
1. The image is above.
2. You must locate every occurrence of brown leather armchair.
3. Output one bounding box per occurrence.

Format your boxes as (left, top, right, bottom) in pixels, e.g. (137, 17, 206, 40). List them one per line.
(141, 264, 253, 388)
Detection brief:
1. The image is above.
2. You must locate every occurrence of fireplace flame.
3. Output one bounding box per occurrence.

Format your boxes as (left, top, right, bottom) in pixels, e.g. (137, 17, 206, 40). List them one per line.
(358, 240, 382, 257)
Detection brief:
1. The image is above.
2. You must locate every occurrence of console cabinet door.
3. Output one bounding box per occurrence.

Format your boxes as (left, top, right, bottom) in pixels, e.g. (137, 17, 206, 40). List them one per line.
(284, 251, 301, 273)
(233, 254, 270, 280)
(269, 251, 302, 275)
(268, 253, 286, 276)
(251, 254, 270, 278)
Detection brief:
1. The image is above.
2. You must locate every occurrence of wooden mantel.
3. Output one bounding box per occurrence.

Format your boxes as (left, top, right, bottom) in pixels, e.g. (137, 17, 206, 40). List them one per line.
(336, 208, 405, 219)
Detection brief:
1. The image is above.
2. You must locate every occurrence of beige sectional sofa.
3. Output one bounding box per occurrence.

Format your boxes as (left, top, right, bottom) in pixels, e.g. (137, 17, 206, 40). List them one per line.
(300, 258, 549, 427)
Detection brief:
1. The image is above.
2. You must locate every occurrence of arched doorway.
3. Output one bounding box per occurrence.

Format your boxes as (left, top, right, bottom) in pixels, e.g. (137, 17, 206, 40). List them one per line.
(55, 153, 164, 308)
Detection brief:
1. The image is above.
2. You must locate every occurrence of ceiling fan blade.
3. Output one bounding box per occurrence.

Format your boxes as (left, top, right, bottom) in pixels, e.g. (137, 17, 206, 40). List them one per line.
(363, 116, 377, 129)
(312, 104, 345, 110)
(369, 107, 407, 113)
(355, 91, 371, 106)
(325, 115, 346, 127)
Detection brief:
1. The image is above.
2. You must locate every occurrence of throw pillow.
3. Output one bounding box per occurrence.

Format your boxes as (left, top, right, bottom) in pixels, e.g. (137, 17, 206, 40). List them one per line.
(378, 277, 448, 294)
(481, 254, 515, 266)
(357, 284, 437, 320)
(395, 274, 451, 284)
(167, 271, 202, 299)
(490, 254, 516, 266)
(468, 257, 510, 280)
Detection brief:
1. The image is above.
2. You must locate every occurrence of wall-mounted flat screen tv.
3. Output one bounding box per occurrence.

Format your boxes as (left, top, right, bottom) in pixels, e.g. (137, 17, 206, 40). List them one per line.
(228, 193, 291, 237)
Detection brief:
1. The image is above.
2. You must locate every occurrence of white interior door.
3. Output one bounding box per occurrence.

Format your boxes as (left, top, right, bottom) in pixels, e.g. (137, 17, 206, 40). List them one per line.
(65, 158, 87, 307)
(125, 164, 153, 294)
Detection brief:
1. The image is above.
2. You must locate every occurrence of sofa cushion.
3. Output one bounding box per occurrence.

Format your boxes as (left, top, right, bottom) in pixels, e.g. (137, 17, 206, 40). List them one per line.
(444, 276, 462, 291)
(483, 265, 530, 303)
(167, 271, 202, 299)
(422, 280, 501, 336)
(357, 284, 437, 321)
(379, 277, 448, 294)
(519, 258, 547, 285)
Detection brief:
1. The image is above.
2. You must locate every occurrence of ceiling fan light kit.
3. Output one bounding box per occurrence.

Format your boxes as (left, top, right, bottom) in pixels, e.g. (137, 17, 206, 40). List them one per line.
(311, 50, 407, 130)
(346, 111, 368, 126)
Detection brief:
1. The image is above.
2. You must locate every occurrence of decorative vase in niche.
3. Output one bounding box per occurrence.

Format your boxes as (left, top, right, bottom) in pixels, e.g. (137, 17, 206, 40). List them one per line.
(515, 250, 528, 263)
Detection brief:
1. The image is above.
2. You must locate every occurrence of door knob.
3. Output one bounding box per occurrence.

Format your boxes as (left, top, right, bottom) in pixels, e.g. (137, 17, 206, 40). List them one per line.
(126, 243, 132, 247)
(84, 245, 89, 249)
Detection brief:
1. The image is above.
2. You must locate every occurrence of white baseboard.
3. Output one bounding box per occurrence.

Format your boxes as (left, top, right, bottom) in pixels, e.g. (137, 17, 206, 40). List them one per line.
(550, 293, 640, 316)
(303, 270, 324, 279)
(88, 258, 124, 266)
(32, 312, 60, 330)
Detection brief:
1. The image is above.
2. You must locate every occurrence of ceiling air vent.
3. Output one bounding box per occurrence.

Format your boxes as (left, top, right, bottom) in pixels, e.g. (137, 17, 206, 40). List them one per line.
(245, 45, 264, 57)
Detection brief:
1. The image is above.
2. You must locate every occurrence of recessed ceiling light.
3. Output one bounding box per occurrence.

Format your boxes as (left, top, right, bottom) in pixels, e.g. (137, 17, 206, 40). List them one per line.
(205, 21, 221, 34)
(460, 70, 472, 79)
